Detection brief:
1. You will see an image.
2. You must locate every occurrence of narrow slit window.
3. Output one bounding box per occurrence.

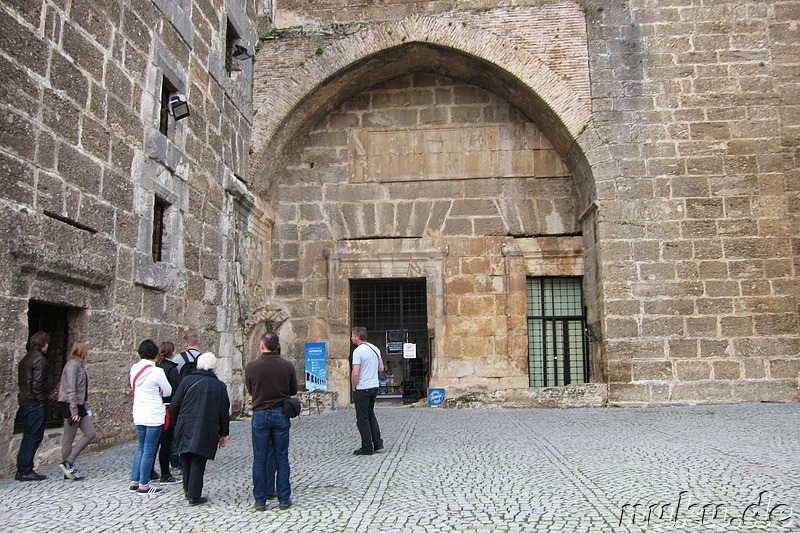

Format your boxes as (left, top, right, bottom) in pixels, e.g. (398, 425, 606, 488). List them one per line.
(225, 18, 242, 78)
(152, 197, 169, 262)
(159, 77, 178, 137)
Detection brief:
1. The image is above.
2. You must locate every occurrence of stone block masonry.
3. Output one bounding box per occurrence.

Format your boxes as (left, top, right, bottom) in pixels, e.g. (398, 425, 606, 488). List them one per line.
(584, 0, 799, 404)
(266, 70, 584, 401)
(253, 0, 799, 406)
(0, 0, 259, 475)
(0, 0, 798, 480)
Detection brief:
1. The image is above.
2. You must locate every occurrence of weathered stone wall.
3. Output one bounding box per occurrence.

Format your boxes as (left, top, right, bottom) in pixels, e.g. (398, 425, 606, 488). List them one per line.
(266, 72, 585, 401)
(0, 0, 263, 474)
(582, 0, 799, 404)
(252, 0, 799, 406)
(273, 0, 576, 27)
(440, 384, 609, 409)
(251, 4, 593, 184)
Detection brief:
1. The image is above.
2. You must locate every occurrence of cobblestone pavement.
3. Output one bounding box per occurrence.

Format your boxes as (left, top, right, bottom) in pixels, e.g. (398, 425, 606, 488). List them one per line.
(1, 403, 798, 532)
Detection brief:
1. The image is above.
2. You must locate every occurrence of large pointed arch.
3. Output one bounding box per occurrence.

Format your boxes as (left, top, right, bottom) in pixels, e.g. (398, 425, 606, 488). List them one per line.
(248, 8, 619, 397)
(251, 11, 596, 201)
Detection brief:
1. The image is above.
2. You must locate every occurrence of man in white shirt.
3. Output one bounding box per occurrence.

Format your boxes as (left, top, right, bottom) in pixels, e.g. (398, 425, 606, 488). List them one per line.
(350, 326, 384, 455)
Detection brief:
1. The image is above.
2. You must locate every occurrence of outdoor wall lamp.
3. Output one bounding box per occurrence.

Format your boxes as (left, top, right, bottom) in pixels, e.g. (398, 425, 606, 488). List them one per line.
(232, 44, 254, 61)
(170, 95, 190, 121)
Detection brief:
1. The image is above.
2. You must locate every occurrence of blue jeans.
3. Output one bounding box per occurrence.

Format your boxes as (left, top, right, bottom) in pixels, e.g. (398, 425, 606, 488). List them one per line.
(131, 425, 162, 487)
(252, 407, 291, 505)
(16, 405, 46, 475)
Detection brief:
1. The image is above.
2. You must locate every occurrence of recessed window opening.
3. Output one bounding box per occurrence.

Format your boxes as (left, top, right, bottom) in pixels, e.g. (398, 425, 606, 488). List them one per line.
(159, 76, 179, 138)
(527, 277, 588, 387)
(225, 18, 243, 78)
(152, 196, 169, 263)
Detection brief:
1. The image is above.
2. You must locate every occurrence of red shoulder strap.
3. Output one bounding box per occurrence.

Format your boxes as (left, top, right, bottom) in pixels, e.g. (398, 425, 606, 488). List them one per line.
(131, 365, 154, 394)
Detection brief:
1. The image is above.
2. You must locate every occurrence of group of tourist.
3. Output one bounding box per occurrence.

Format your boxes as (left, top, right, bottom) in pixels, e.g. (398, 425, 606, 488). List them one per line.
(128, 333, 230, 504)
(14, 326, 385, 511)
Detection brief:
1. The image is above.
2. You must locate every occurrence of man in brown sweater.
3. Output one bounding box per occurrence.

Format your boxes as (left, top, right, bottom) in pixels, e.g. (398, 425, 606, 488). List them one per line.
(245, 332, 298, 511)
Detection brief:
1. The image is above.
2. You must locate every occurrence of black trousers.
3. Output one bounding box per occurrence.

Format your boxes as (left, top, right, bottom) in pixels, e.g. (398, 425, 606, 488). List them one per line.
(181, 452, 208, 499)
(149, 427, 175, 479)
(353, 387, 382, 451)
(157, 427, 174, 476)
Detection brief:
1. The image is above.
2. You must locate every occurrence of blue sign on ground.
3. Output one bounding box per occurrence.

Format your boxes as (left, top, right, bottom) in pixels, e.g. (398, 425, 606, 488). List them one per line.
(427, 388, 445, 407)
(305, 342, 327, 391)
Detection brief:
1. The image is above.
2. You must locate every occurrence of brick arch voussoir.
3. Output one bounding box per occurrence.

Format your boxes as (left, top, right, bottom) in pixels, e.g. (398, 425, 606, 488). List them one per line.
(252, 14, 591, 193)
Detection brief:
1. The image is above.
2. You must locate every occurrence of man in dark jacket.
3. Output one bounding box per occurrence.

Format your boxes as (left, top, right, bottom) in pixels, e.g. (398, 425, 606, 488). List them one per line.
(16, 331, 50, 481)
(245, 332, 298, 511)
(169, 352, 230, 506)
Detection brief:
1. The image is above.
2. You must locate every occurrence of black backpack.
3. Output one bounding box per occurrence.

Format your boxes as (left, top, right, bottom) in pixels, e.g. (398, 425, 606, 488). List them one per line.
(179, 349, 199, 380)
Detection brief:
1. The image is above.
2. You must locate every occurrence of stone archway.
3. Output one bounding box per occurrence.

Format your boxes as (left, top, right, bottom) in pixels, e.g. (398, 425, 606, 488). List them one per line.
(252, 6, 595, 198)
(249, 6, 618, 402)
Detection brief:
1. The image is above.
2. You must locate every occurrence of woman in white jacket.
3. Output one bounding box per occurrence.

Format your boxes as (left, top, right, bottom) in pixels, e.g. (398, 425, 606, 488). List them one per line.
(129, 339, 171, 494)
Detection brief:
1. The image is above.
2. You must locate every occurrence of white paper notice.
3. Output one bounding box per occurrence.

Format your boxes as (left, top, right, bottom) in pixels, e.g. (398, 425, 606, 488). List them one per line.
(403, 343, 417, 359)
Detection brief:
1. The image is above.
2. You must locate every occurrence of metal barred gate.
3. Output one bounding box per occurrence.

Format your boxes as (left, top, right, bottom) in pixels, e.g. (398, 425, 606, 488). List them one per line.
(527, 277, 589, 387)
(351, 279, 429, 404)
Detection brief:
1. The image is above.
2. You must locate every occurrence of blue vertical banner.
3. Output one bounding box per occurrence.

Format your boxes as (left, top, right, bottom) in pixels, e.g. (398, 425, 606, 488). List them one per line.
(304, 342, 327, 391)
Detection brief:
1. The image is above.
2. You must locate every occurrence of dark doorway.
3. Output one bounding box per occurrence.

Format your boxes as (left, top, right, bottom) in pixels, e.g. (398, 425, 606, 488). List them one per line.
(350, 279, 430, 404)
(16, 302, 72, 431)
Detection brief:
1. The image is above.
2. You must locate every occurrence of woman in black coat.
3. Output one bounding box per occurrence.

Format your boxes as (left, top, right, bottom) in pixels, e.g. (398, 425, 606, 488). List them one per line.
(169, 352, 230, 506)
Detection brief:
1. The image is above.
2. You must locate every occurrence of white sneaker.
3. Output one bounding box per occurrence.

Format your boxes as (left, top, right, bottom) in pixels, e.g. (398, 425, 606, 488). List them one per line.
(60, 461, 85, 481)
(59, 461, 75, 480)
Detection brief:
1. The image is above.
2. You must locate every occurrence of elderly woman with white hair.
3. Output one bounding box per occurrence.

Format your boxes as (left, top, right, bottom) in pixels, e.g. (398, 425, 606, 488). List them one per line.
(169, 352, 230, 506)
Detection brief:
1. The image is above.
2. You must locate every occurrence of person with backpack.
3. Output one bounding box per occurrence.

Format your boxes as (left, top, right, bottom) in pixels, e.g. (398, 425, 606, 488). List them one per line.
(176, 331, 201, 380)
(150, 341, 181, 484)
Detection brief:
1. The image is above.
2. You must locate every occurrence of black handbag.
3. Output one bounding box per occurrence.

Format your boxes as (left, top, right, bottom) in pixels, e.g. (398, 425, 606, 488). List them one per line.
(282, 397, 301, 418)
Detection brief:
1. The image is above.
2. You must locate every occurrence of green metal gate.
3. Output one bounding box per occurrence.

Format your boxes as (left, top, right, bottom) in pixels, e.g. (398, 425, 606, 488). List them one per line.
(527, 277, 588, 387)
